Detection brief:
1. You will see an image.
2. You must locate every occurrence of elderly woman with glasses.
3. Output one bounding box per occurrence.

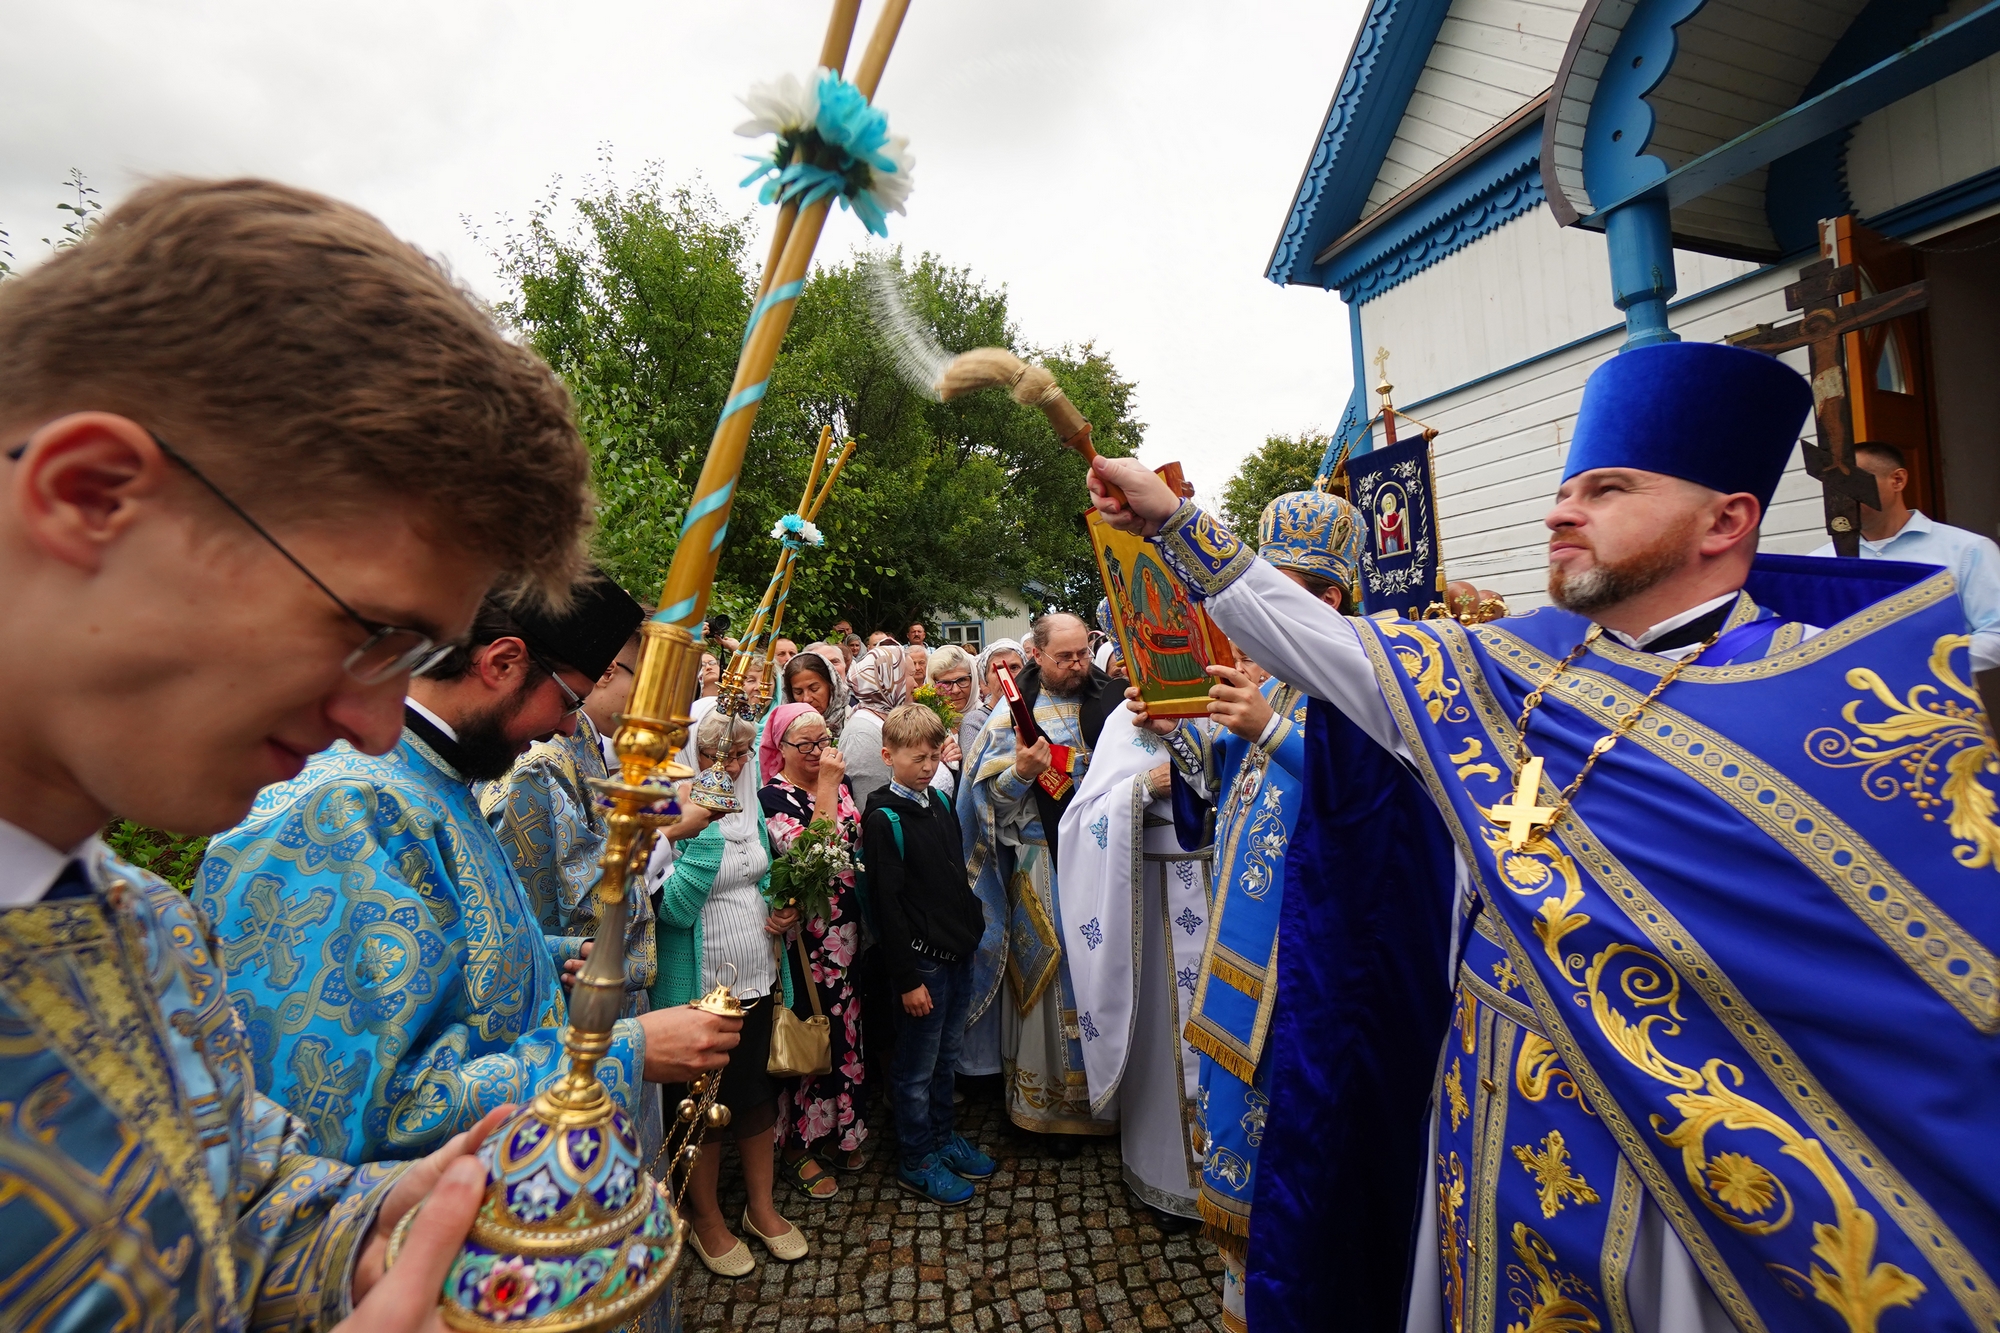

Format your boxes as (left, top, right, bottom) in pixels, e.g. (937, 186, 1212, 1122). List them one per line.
(756, 702, 869, 1197)
(651, 710, 806, 1277)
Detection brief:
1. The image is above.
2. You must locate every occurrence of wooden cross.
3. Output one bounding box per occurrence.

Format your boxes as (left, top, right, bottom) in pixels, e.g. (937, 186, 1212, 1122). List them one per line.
(1726, 259, 1927, 556)
(1490, 755, 1557, 851)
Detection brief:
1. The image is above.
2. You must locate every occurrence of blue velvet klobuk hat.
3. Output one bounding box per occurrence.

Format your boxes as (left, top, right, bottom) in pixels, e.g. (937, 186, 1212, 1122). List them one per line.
(1563, 342, 1814, 513)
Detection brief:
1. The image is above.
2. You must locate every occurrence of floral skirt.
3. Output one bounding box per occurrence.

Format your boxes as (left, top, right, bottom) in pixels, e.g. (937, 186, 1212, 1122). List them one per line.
(778, 881, 868, 1154)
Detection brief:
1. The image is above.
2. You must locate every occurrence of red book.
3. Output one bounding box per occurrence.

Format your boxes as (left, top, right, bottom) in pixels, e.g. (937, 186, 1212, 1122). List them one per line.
(993, 660, 1075, 800)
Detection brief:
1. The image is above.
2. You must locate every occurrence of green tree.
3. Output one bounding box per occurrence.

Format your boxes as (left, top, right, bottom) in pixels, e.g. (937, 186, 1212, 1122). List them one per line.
(492, 169, 1142, 635)
(1219, 431, 1328, 534)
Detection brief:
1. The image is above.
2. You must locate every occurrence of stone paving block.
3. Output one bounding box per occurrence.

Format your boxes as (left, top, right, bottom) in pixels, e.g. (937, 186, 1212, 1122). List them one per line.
(672, 1087, 1223, 1330)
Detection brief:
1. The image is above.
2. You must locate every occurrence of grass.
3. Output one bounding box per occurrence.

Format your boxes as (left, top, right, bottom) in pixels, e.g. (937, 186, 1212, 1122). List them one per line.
(103, 820, 209, 892)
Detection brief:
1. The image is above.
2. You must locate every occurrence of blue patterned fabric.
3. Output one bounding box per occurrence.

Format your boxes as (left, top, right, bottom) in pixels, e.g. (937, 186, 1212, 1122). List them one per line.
(200, 728, 644, 1165)
(478, 713, 658, 996)
(1175, 681, 1309, 1246)
(1255, 561, 2000, 1333)
(0, 845, 403, 1331)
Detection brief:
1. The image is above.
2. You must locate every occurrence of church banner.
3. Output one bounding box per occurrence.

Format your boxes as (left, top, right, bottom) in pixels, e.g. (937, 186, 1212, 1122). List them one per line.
(1347, 436, 1440, 618)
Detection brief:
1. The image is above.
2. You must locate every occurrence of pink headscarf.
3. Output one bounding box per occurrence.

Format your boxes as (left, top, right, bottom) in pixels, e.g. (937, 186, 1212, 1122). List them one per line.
(759, 702, 820, 784)
(847, 644, 910, 718)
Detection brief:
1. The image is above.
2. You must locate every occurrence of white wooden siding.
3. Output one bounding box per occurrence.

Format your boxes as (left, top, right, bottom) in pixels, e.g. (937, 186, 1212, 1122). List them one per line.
(1357, 203, 1757, 408)
(1357, 262, 1823, 609)
(1846, 0, 2000, 219)
(1362, 0, 1586, 216)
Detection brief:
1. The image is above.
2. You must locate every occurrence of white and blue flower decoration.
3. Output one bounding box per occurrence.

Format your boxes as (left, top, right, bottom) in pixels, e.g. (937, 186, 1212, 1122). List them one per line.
(736, 67, 914, 237)
(771, 512, 825, 549)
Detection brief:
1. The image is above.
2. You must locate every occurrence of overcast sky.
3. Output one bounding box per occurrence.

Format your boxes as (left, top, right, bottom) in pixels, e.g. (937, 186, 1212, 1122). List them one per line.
(1, 0, 1363, 501)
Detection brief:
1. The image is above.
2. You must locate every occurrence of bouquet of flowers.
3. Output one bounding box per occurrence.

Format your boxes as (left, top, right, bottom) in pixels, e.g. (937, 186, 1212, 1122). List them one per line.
(766, 815, 853, 926)
(912, 683, 960, 734)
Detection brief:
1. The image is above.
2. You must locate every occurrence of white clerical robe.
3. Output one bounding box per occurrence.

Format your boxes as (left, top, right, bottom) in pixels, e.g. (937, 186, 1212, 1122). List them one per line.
(1058, 703, 1212, 1217)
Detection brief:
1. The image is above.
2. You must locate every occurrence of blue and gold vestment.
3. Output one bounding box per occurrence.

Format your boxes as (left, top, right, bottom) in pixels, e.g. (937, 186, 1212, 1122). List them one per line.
(200, 727, 645, 1165)
(1172, 679, 1307, 1249)
(477, 713, 658, 1001)
(1158, 493, 2000, 1333)
(0, 846, 402, 1332)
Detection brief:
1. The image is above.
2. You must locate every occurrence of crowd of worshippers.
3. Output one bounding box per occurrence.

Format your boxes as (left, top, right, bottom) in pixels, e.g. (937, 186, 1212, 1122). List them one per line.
(13, 176, 1999, 1333)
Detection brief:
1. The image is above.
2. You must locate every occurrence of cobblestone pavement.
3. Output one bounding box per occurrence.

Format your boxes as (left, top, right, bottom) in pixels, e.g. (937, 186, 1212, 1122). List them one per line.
(675, 1084, 1226, 1332)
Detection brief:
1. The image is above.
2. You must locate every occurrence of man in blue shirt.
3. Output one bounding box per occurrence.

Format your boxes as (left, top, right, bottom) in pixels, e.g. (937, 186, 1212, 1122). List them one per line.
(1810, 441, 2000, 717)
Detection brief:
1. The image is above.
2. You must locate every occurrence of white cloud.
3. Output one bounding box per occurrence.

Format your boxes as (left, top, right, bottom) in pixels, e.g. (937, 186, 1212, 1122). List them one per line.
(0, 0, 1362, 501)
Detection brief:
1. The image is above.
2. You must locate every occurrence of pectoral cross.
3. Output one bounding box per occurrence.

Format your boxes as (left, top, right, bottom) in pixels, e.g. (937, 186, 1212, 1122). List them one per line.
(1725, 249, 1927, 557)
(1490, 756, 1557, 851)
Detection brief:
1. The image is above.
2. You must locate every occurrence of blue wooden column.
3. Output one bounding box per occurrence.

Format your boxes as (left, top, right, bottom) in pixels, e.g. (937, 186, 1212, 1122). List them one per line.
(1603, 196, 1678, 347)
(1582, 0, 1707, 348)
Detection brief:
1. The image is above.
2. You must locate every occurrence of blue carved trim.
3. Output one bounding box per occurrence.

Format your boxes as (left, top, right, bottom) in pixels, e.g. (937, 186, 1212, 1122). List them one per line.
(1266, 0, 1454, 287)
(1316, 122, 1544, 303)
(1766, 0, 1953, 255)
(1580, 0, 1707, 210)
(1319, 300, 1372, 480)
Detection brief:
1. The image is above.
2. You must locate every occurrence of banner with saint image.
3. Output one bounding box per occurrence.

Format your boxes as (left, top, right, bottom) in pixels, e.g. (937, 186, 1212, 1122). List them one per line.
(1347, 436, 1439, 619)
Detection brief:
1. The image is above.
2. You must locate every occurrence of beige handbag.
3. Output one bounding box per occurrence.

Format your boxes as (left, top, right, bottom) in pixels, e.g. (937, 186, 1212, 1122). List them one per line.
(767, 933, 831, 1077)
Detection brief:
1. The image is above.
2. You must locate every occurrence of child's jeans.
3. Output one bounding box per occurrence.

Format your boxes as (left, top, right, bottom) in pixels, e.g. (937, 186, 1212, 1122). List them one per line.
(889, 953, 973, 1169)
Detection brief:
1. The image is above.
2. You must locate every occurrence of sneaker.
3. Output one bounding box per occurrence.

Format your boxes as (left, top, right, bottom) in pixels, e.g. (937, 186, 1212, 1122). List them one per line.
(896, 1153, 975, 1206)
(937, 1133, 996, 1180)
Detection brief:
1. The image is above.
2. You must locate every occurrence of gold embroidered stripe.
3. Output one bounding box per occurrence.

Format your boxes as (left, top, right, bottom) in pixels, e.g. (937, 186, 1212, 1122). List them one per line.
(1184, 1020, 1258, 1085)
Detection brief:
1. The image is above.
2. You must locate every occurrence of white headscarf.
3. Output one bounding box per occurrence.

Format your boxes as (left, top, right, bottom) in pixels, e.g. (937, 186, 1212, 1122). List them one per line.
(973, 637, 1023, 706)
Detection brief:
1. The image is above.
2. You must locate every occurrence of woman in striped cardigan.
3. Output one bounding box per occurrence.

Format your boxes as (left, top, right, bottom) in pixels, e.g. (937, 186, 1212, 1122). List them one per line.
(651, 710, 805, 1276)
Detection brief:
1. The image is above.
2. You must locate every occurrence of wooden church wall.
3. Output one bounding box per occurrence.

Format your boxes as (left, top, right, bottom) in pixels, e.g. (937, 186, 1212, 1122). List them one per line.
(1354, 214, 1823, 607)
(1362, 0, 1585, 216)
(1845, 0, 2000, 220)
(1357, 203, 1755, 409)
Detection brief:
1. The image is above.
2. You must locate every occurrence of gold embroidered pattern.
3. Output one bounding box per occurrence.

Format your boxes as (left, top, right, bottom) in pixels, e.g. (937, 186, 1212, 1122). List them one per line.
(1807, 633, 2000, 873)
(1447, 1058, 1470, 1131)
(1515, 1033, 1592, 1115)
(1485, 638, 1999, 1033)
(1438, 1152, 1468, 1333)
(1512, 1130, 1600, 1217)
(1382, 620, 1472, 725)
(1503, 1224, 1602, 1333)
(1493, 958, 1520, 992)
(1581, 943, 1928, 1328)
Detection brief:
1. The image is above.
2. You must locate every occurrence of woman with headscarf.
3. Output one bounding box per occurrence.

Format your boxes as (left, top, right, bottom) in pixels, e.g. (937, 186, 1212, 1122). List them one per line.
(837, 642, 912, 811)
(963, 637, 1022, 766)
(650, 710, 805, 1276)
(757, 703, 868, 1196)
(797, 644, 851, 737)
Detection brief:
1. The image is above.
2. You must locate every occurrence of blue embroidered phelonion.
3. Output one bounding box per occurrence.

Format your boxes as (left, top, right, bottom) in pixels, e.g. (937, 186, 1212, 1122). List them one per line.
(770, 512, 824, 549)
(736, 67, 914, 237)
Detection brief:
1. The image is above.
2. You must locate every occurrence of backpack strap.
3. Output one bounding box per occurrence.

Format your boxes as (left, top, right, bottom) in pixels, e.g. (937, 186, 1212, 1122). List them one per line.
(882, 808, 904, 859)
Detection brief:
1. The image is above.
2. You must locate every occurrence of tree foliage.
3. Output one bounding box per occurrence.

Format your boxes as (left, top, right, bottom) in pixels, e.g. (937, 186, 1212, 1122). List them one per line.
(1219, 431, 1328, 535)
(491, 164, 1142, 635)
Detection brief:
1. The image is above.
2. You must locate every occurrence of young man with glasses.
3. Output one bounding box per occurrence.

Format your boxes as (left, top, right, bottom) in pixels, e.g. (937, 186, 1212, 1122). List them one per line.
(202, 580, 730, 1174)
(0, 177, 733, 1332)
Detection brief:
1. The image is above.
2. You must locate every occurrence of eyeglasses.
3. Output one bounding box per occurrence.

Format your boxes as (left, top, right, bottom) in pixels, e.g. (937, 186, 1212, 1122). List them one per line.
(933, 674, 973, 690)
(1043, 650, 1091, 667)
(782, 737, 830, 756)
(8, 428, 452, 686)
(529, 652, 588, 716)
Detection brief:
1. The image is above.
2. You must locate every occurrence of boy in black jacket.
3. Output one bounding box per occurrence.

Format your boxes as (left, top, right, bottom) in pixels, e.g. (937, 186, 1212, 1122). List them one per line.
(863, 703, 993, 1205)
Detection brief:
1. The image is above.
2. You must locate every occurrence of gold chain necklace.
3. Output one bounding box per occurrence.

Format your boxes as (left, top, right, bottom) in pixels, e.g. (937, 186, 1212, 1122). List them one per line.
(1487, 624, 1718, 851)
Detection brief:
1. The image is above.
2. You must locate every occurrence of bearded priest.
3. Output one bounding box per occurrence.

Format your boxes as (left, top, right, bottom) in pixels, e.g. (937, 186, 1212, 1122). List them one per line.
(1090, 341, 2000, 1333)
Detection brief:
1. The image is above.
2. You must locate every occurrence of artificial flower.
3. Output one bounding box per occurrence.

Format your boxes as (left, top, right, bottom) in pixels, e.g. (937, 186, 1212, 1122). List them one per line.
(734, 68, 823, 139)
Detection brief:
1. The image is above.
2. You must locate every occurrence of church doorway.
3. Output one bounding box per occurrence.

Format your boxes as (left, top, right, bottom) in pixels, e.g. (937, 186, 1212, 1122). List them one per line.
(1848, 209, 2000, 543)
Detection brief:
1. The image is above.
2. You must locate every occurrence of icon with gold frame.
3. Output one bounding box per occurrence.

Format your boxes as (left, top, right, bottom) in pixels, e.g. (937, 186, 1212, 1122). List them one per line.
(1086, 461, 1235, 720)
